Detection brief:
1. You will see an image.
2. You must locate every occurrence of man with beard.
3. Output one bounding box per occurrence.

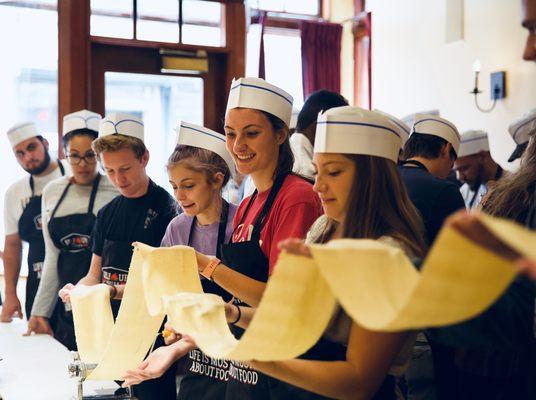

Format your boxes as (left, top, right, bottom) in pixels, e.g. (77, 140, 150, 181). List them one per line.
(1, 122, 68, 322)
(455, 130, 503, 209)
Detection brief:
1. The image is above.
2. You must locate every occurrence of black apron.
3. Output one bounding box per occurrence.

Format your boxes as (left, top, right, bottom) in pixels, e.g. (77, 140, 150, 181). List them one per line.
(177, 200, 234, 400)
(18, 161, 65, 318)
(219, 174, 348, 400)
(99, 184, 176, 400)
(48, 174, 101, 350)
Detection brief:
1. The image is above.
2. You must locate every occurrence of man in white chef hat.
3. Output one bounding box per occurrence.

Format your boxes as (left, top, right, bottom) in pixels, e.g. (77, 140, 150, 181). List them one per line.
(455, 130, 503, 209)
(1, 121, 69, 323)
(58, 112, 178, 400)
(508, 108, 536, 162)
(400, 116, 465, 229)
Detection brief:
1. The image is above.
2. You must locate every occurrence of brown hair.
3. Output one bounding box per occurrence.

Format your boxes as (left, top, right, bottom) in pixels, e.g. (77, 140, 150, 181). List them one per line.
(483, 135, 536, 223)
(315, 155, 427, 258)
(167, 144, 231, 188)
(92, 134, 147, 160)
(260, 111, 294, 179)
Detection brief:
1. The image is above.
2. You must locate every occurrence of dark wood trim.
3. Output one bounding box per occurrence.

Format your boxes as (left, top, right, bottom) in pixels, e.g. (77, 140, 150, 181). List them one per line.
(223, 1, 246, 88)
(58, 0, 91, 157)
(90, 36, 229, 53)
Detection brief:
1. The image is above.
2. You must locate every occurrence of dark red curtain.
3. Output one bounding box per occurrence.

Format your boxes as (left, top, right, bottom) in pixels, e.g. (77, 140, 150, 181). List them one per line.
(301, 20, 343, 98)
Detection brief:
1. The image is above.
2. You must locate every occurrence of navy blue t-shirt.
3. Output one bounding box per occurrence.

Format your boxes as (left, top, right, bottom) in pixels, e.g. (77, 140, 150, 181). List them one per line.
(399, 165, 465, 245)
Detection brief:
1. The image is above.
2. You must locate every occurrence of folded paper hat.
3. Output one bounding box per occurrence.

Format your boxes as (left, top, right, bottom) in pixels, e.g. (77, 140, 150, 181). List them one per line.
(458, 130, 490, 158)
(175, 121, 235, 175)
(508, 109, 536, 162)
(374, 109, 411, 149)
(314, 106, 402, 163)
(226, 77, 294, 126)
(411, 114, 461, 155)
(63, 109, 102, 135)
(99, 112, 144, 142)
(402, 109, 440, 128)
(6, 122, 39, 148)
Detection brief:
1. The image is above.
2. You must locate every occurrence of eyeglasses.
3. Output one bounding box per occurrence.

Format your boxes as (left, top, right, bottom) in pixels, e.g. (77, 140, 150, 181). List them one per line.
(66, 152, 97, 165)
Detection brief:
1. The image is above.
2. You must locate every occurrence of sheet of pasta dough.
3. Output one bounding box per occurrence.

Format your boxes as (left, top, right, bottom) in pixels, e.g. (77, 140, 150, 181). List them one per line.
(164, 216, 534, 360)
(72, 215, 536, 371)
(71, 244, 202, 380)
(165, 252, 337, 361)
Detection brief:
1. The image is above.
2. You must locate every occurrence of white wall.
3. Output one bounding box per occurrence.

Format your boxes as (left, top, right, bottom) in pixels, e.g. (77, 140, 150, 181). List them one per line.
(367, 0, 536, 167)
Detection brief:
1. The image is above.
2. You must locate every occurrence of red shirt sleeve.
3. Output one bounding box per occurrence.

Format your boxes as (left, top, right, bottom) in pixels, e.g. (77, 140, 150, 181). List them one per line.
(266, 199, 322, 274)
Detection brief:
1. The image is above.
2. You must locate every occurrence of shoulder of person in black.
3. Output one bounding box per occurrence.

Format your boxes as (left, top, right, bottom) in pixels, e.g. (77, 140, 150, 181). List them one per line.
(91, 180, 178, 254)
(399, 165, 465, 243)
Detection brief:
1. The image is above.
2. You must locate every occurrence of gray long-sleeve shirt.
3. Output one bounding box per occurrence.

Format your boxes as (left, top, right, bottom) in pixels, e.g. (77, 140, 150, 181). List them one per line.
(31, 175, 119, 317)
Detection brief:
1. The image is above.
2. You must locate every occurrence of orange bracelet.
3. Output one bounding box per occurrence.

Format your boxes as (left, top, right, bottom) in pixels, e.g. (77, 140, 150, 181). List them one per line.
(201, 257, 221, 281)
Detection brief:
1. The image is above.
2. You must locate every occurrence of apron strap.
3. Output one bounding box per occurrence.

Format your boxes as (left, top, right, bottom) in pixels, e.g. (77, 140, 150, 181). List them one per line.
(29, 176, 35, 197)
(251, 173, 288, 242)
(87, 174, 102, 214)
(58, 160, 65, 176)
(188, 199, 231, 260)
(29, 160, 66, 197)
(50, 181, 73, 221)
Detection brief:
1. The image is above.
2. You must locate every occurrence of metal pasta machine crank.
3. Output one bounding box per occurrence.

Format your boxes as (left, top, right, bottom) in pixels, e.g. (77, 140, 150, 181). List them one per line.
(68, 351, 136, 400)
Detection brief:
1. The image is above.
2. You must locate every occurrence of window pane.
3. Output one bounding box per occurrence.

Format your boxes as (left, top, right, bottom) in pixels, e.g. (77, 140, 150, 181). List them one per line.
(252, 0, 284, 12)
(264, 29, 304, 107)
(182, 24, 223, 47)
(284, 0, 319, 15)
(90, 0, 133, 38)
(137, 0, 179, 42)
(0, 2, 58, 274)
(183, 0, 222, 25)
(245, 23, 262, 76)
(250, 0, 319, 15)
(105, 72, 204, 190)
(182, 0, 223, 46)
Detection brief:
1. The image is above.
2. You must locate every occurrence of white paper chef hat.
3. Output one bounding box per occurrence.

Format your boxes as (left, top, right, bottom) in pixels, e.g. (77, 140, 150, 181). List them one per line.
(457, 130, 490, 158)
(99, 112, 144, 142)
(175, 121, 235, 175)
(374, 109, 411, 149)
(6, 122, 39, 148)
(226, 77, 294, 126)
(402, 109, 440, 128)
(63, 109, 102, 135)
(314, 106, 402, 163)
(411, 114, 461, 155)
(508, 109, 536, 162)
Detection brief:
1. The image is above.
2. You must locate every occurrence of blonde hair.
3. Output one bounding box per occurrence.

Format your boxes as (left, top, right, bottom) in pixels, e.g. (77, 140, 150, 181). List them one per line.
(92, 134, 146, 160)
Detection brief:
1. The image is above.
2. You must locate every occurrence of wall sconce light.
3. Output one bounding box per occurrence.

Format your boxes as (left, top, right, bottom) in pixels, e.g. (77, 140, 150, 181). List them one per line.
(470, 59, 506, 113)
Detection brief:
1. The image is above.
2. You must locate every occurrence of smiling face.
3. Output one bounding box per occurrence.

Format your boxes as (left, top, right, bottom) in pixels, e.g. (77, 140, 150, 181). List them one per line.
(65, 134, 98, 185)
(168, 161, 222, 217)
(13, 136, 51, 175)
(312, 153, 356, 222)
(224, 108, 286, 178)
(100, 147, 149, 198)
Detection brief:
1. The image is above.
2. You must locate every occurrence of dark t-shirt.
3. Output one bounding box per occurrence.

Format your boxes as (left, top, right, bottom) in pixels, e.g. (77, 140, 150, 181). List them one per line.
(399, 165, 465, 245)
(91, 180, 177, 256)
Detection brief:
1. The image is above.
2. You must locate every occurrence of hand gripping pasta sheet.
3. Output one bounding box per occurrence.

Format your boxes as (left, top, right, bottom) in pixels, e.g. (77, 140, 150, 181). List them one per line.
(71, 214, 535, 379)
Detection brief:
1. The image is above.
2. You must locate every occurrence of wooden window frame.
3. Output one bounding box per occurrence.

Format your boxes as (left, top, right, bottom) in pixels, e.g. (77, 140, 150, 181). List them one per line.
(58, 0, 246, 155)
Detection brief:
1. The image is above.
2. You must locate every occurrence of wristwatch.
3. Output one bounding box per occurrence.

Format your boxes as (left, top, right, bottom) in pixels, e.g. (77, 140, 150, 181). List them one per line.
(201, 257, 221, 281)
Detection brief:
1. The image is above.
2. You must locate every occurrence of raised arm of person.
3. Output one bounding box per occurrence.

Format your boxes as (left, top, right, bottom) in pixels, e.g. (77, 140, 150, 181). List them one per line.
(1, 233, 23, 321)
(195, 201, 318, 307)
